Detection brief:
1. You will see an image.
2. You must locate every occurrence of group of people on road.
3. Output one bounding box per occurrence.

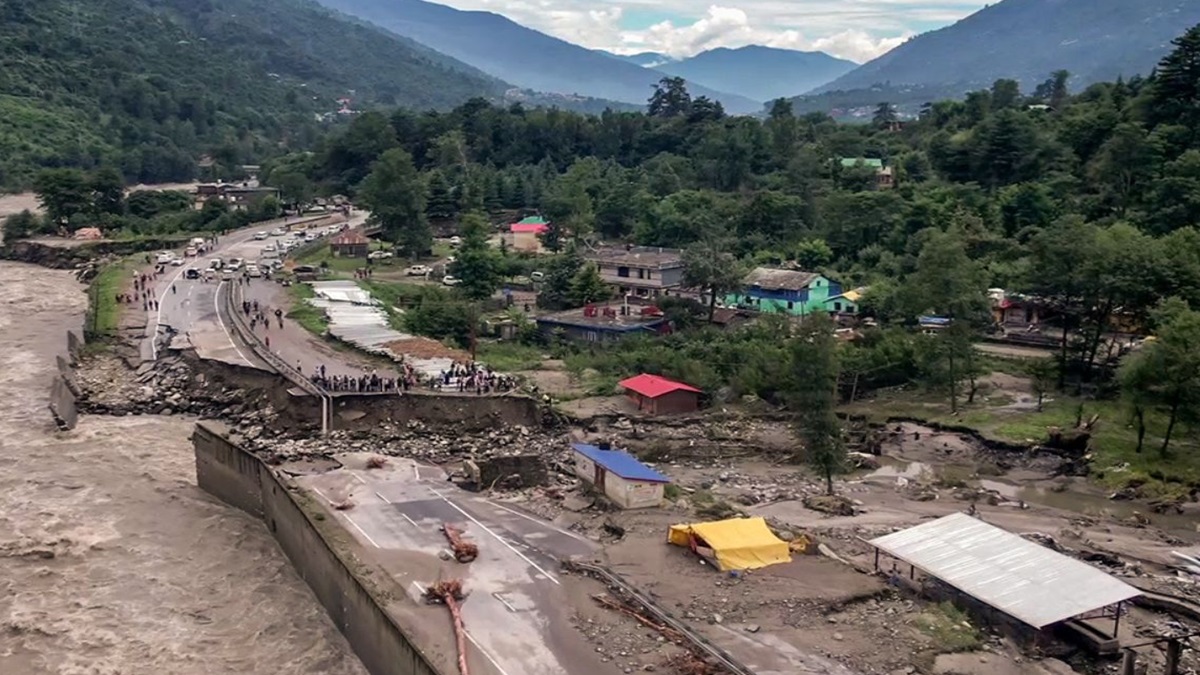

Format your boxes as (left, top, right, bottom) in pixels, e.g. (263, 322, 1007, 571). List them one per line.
(243, 299, 285, 333)
(120, 270, 162, 312)
(430, 361, 518, 394)
(308, 364, 414, 394)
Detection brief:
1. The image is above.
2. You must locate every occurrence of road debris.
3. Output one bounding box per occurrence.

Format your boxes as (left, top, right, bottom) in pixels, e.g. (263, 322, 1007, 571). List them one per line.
(441, 523, 479, 563)
(365, 455, 389, 469)
(425, 580, 471, 675)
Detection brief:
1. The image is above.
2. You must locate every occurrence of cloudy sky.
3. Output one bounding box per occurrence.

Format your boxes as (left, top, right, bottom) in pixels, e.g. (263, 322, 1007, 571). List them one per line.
(426, 0, 990, 63)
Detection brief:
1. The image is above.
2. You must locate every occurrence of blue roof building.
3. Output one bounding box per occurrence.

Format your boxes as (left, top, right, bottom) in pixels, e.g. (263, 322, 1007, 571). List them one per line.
(570, 442, 670, 509)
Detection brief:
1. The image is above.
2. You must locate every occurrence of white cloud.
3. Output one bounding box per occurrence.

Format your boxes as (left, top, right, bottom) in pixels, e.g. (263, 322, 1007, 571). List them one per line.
(428, 0, 985, 63)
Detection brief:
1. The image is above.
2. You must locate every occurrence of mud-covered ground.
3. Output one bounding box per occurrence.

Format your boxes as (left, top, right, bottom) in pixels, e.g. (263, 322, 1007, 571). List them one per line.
(0, 262, 365, 675)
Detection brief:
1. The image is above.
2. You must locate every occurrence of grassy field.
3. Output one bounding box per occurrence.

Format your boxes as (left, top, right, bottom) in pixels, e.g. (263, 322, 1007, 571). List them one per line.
(285, 283, 328, 335)
(88, 256, 138, 338)
(845, 383, 1200, 493)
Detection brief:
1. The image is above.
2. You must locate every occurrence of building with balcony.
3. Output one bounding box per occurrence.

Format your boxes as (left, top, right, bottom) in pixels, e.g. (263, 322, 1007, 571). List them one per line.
(584, 246, 684, 299)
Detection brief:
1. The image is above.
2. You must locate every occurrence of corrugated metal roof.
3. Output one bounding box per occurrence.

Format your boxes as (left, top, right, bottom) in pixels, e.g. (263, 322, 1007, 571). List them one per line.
(869, 513, 1140, 628)
(744, 267, 819, 292)
(571, 443, 670, 483)
(619, 373, 701, 398)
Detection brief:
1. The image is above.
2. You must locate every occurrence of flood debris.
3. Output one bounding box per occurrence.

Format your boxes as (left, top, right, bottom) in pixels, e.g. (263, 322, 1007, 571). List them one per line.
(365, 455, 388, 469)
(425, 580, 470, 675)
(440, 523, 478, 563)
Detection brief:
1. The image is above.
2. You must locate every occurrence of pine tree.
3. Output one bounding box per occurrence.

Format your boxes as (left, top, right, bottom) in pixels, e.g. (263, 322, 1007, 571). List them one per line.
(788, 313, 844, 495)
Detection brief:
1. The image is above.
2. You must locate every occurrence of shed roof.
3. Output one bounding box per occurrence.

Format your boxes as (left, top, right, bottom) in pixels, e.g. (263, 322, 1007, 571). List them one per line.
(744, 267, 820, 292)
(511, 222, 549, 234)
(571, 443, 670, 483)
(619, 373, 701, 398)
(869, 513, 1140, 628)
(331, 228, 369, 246)
(840, 157, 884, 169)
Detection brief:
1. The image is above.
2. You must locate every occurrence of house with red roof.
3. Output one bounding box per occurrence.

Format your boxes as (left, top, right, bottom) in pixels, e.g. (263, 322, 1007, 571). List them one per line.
(508, 216, 549, 252)
(619, 373, 702, 415)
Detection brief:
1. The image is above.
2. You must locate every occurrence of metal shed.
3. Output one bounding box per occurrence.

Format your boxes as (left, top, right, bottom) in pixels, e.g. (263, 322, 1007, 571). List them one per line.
(868, 513, 1140, 632)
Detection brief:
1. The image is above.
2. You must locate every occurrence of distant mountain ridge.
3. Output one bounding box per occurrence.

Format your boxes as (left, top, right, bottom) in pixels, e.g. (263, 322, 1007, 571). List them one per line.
(599, 50, 676, 68)
(659, 46, 857, 102)
(315, 0, 763, 113)
(816, 0, 1200, 94)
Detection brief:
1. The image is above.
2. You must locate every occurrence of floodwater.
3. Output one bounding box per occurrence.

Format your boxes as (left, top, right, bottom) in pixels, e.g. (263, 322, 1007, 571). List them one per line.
(0, 262, 366, 674)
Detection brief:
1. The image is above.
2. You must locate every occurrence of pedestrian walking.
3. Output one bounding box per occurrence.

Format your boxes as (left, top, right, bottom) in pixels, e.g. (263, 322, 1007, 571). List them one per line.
(171, 284, 176, 294)
(265, 336, 271, 349)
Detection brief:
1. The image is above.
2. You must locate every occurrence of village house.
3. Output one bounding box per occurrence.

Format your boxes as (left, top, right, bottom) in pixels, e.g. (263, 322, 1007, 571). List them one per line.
(535, 303, 670, 343)
(838, 157, 895, 189)
(584, 246, 684, 299)
(619, 373, 702, 415)
(571, 442, 670, 509)
(507, 216, 550, 252)
(329, 228, 370, 258)
(727, 267, 859, 316)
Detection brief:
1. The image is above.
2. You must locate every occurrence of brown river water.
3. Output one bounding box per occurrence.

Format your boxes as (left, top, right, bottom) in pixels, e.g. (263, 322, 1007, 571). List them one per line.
(0, 262, 366, 674)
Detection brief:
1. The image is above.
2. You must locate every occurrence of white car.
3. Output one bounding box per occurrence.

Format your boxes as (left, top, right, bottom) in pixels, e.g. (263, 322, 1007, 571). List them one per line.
(367, 250, 394, 260)
(184, 246, 197, 257)
(226, 258, 242, 271)
(270, 228, 287, 237)
(448, 236, 462, 247)
(208, 258, 223, 270)
(170, 257, 185, 267)
(253, 231, 269, 240)
(155, 251, 174, 264)
(246, 265, 262, 278)
(261, 243, 276, 252)
(530, 271, 545, 282)
(406, 265, 431, 276)
(304, 232, 318, 242)
(442, 275, 461, 286)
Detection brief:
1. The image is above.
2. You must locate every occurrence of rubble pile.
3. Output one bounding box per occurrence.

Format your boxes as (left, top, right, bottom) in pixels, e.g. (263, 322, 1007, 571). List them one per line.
(75, 352, 277, 423)
(246, 421, 580, 477)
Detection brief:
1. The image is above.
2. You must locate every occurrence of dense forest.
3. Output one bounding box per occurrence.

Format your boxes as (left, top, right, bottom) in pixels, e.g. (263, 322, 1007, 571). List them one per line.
(0, 0, 509, 189)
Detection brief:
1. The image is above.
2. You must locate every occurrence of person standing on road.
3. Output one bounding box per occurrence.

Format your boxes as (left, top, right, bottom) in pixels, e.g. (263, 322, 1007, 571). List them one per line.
(171, 284, 176, 294)
(265, 336, 271, 350)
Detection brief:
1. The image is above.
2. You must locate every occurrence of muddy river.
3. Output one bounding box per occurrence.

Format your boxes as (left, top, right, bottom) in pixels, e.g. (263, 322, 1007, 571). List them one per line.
(0, 262, 366, 674)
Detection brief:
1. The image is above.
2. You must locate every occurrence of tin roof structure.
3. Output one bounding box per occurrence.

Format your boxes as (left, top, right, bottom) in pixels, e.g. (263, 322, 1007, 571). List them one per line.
(571, 443, 670, 483)
(619, 373, 701, 398)
(743, 267, 819, 292)
(869, 513, 1140, 628)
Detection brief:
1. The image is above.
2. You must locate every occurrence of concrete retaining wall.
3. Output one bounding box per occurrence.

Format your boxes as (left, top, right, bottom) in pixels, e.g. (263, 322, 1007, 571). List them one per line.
(192, 422, 447, 675)
(48, 330, 85, 430)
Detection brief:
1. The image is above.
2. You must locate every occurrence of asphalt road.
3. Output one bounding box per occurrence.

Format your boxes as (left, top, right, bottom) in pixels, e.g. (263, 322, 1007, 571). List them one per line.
(296, 458, 606, 675)
(149, 212, 360, 365)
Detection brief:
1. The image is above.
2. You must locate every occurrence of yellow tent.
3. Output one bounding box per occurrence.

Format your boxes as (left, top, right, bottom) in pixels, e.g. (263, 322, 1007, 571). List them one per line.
(667, 517, 791, 571)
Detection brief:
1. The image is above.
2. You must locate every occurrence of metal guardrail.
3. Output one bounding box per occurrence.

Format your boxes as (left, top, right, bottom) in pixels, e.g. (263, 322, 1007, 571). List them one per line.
(562, 560, 757, 675)
(221, 280, 333, 436)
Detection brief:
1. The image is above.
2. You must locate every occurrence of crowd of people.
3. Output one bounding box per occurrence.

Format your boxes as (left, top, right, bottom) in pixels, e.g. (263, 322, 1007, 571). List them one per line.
(430, 361, 518, 394)
(118, 269, 162, 311)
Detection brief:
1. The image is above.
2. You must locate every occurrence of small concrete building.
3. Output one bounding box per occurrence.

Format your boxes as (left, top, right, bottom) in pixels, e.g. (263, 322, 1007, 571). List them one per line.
(571, 442, 669, 509)
(508, 216, 549, 252)
(535, 303, 670, 343)
(619, 373, 702, 415)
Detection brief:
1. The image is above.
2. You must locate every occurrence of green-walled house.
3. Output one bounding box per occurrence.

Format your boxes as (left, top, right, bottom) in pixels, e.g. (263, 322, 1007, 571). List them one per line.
(725, 267, 861, 316)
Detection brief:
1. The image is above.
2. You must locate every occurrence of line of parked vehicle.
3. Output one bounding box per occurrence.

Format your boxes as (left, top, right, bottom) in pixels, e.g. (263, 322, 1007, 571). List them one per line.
(151, 222, 344, 283)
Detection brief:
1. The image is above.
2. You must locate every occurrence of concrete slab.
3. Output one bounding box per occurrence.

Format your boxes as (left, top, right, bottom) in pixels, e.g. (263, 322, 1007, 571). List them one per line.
(293, 456, 608, 675)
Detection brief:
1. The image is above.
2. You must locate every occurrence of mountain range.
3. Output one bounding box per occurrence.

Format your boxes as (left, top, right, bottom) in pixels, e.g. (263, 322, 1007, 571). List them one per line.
(314, 0, 762, 113)
(817, 0, 1200, 94)
(655, 46, 857, 102)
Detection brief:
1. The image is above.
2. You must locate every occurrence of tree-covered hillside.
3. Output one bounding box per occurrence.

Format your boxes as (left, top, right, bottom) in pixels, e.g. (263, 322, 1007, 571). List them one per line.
(0, 0, 504, 189)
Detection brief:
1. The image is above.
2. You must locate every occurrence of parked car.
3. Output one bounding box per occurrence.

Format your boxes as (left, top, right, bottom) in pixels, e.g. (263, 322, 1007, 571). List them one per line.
(269, 228, 287, 237)
(221, 270, 234, 281)
(448, 236, 462, 247)
(184, 246, 197, 257)
(184, 268, 201, 280)
(442, 275, 461, 286)
(253, 231, 269, 240)
(170, 257, 185, 267)
(226, 258, 242, 271)
(367, 250, 394, 260)
(155, 251, 174, 264)
(208, 258, 223, 270)
(304, 232, 318, 242)
(246, 265, 262, 278)
(530, 271, 545, 282)
(405, 265, 431, 276)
